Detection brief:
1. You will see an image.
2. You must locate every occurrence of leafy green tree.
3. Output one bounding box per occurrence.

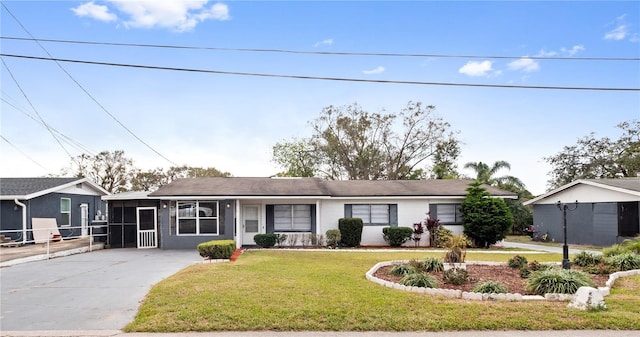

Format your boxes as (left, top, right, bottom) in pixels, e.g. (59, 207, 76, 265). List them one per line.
(272, 101, 458, 180)
(544, 120, 639, 189)
(64, 150, 134, 193)
(461, 181, 513, 248)
(131, 165, 231, 191)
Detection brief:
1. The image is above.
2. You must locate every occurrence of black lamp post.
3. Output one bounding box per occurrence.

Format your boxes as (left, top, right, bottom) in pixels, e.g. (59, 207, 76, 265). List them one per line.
(556, 200, 578, 269)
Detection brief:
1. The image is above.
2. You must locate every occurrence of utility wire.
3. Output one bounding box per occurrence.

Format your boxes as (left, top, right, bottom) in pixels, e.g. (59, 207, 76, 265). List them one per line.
(1, 2, 178, 166)
(2, 36, 639, 62)
(1, 96, 95, 155)
(2, 53, 638, 92)
(1, 58, 76, 160)
(1, 135, 53, 173)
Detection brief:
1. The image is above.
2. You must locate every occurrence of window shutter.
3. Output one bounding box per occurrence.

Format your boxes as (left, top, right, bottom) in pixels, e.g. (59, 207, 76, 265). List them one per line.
(429, 204, 437, 220)
(389, 204, 398, 227)
(310, 204, 317, 233)
(266, 205, 274, 233)
(344, 204, 352, 218)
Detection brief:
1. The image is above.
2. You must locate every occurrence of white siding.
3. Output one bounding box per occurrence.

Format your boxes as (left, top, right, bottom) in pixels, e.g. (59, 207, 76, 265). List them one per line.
(536, 184, 640, 204)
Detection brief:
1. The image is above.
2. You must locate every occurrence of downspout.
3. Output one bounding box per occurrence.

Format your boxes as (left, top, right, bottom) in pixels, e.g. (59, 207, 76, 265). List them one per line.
(14, 199, 27, 244)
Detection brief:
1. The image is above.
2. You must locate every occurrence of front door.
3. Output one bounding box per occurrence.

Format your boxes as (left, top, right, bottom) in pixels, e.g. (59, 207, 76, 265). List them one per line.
(242, 205, 260, 246)
(137, 207, 157, 249)
(80, 203, 89, 237)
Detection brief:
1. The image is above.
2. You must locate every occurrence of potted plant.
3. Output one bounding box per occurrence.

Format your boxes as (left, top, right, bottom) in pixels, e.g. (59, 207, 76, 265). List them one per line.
(444, 234, 469, 270)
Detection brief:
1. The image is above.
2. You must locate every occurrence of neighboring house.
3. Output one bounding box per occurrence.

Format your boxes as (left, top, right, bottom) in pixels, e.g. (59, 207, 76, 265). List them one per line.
(0, 177, 110, 244)
(524, 178, 640, 246)
(103, 177, 516, 250)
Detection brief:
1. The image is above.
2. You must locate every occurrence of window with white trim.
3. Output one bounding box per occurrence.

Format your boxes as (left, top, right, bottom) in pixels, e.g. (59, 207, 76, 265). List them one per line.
(60, 198, 71, 227)
(274, 204, 312, 231)
(175, 201, 219, 235)
(351, 204, 390, 226)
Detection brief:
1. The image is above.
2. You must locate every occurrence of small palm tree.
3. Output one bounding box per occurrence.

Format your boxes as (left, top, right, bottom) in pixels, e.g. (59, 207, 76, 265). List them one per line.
(464, 160, 526, 192)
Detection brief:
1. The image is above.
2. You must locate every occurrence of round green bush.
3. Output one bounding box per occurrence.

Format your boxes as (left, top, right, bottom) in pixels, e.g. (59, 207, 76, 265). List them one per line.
(526, 268, 594, 295)
(400, 273, 438, 288)
(473, 281, 508, 294)
(382, 227, 413, 247)
(508, 255, 528, 269)
(443, 267, 469, 285)
(390, 264, 416, 276)
(253, 233, 277, 248)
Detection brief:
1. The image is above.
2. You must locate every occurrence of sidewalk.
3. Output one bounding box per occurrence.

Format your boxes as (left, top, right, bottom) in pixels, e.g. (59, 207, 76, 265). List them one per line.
(497, 240, 602, 255)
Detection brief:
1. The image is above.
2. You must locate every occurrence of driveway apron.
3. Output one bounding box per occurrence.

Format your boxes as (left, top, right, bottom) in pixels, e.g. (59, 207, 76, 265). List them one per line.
(0, 249, 201, 331)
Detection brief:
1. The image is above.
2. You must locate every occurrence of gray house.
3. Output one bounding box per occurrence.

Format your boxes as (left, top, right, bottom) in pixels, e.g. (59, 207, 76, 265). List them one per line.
(524, 178, 640, 246)
(104, 177, 516, 250)
(0, 177, 109, 244)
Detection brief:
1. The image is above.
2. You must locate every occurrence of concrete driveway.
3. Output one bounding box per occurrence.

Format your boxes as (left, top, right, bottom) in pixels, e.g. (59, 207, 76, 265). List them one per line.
(0, 249, 201, 331)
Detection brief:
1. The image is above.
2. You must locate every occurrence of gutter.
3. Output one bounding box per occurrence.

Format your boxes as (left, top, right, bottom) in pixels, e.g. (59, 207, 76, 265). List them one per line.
(14, 199, 27, 244)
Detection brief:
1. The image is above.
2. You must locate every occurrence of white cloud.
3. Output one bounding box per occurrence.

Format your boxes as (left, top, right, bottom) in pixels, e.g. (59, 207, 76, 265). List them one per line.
(71, 1, 117, 22)
(604, 15, 633, 41)
(508, 57, 540, 72)
(362, 66, 384, 75)
(458, 60, 494, 77)
(313, 38, 334, 47)
(72, 1, 230, 32)
(561, 45, 585, 56)
(535, 49, 557, 57)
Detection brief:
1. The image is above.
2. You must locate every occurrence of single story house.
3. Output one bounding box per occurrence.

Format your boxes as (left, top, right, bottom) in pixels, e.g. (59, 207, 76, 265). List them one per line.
(523, 178, 640, 246)
(103, 177, 516, 249)
(0, 177, 110, 244)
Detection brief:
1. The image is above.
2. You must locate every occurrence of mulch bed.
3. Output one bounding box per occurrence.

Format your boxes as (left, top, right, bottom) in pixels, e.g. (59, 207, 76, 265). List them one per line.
(373, 264, 610, 295)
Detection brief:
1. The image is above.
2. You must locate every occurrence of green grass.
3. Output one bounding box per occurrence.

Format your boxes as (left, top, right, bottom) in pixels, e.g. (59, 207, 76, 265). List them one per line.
(505, 235, 603, 252)
(125, 250, 640, 332)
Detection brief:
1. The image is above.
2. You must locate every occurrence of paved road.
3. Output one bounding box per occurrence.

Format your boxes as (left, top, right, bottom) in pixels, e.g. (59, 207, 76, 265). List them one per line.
(0, 249, 201, 331)
(499, 240, 602, 255)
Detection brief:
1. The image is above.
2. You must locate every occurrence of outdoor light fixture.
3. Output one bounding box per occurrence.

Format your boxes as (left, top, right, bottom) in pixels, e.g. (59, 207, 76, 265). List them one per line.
(226, 203, 231, 208)
(162, 202, 168, 209)
(556, 200, 579, 269)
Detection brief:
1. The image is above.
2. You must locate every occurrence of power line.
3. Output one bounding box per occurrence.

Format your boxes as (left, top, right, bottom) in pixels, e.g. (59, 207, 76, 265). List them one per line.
(1, 58, 76, 160)
(1, 53, 638, 92)
(1, 2, 178, 166)
(1, 135, 53, 173)
(2, 36, 639, 62)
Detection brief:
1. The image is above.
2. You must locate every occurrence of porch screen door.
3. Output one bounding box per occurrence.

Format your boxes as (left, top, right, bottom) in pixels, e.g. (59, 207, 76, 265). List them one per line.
(137, 207, 158, 248)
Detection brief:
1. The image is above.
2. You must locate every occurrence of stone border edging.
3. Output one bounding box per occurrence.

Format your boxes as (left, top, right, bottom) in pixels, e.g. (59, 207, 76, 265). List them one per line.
(365, 260, 640, 302)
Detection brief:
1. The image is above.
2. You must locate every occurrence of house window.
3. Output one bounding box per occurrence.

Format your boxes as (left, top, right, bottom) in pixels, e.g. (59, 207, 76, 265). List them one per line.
(60, 198, 71, 227)
(435, 204, 463, 224)
(274, 204, 311, 231)
(175, 201, 219, 235)
(349, 204, 391, 226)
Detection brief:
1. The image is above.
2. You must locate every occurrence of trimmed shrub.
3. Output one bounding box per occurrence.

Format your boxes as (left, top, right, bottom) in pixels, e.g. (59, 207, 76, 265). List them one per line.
(253, 234, 277, 248)
(473, 281, 508, 294)
(526, 268, 594, 295)
(605, 253, 640, 271)
(325, 229, 341, 248)
(443, 267, 469, 285)
(382, 227, 413, 247)
(433, 226, 453, 248)
(508, 255, 528, 269)
(422, 257, 444, 272)
(197, 239, 236, 259)
(391, 264, 416, 276)
(400, 273, 439, 288)
(572, 251, 603, 267)
(338, 218, 364, 247)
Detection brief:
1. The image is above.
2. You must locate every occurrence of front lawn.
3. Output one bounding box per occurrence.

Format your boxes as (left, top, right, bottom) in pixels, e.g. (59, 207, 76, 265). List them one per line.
(125, 250, 639, 332)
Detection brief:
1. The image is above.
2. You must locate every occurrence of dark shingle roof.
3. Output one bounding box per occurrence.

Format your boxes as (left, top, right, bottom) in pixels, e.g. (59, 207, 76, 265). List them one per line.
(150, 177, 516, 198)
(586, 178, 640, 192)
(0, 177, 81, 197)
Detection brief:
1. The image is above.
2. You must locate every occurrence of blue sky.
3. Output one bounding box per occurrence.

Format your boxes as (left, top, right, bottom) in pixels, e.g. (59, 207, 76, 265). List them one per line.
(1, 1, 639, 196)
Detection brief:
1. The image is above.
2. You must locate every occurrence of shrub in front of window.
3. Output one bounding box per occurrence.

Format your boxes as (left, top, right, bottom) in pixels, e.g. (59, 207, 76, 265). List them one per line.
(325, 229, 341, 248)
(253, 234, 278, 248)
(461, 181, 513, 248)
(338, 218, 364, 247)
(382, 227, 413, 247)
(197, 240, 236, 259)
(433, 226, 452, 248)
